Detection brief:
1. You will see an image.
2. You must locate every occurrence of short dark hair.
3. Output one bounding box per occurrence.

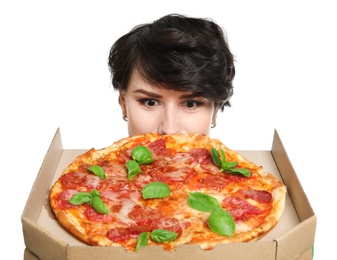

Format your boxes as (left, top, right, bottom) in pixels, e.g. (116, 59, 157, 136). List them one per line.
(108, 14, 235, 110)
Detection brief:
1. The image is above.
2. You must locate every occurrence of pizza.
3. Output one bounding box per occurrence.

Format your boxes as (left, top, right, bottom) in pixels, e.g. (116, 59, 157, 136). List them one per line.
(49, 133, 286, 252)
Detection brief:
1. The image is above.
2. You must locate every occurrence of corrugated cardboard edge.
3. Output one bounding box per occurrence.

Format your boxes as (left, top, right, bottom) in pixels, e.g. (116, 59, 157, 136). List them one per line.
(21, 128, 68, 259)
(271, 129, 316, 260)
(23, 246, 313, 260)
(24, 248, 39, 260)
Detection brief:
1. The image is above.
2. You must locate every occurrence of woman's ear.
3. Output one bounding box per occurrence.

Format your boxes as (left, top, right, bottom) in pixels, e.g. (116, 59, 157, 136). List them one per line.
(119, 91, 127, 119)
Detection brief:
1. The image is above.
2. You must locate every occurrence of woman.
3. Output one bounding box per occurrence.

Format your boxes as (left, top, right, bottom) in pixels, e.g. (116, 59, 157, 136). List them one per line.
(108, 14, 235, 136)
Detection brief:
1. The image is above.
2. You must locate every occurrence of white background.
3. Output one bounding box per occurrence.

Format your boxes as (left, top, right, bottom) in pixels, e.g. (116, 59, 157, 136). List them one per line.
(1, 1, 336, 259)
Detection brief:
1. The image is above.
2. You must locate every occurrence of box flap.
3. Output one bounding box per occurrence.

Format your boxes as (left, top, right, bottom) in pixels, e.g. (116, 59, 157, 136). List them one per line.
(271, 129, 316, 259)
(65, 241, 276, 260)
(271, 129, 315, 221)
(21, 128, 67, 258)
(22, 128, 63, 220)
(22, 217, 67, 259)
(276, 217, 316, 260)
(24, 248, 39, 260)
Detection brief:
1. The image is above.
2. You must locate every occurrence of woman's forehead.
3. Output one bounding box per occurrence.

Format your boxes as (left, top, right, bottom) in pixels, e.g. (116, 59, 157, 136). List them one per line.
(127, 69, 199, 97)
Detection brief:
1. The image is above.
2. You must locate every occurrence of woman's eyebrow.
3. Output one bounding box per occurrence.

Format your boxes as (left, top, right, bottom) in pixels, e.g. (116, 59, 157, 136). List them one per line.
(133, 89, 162, 98)
(179, 93, 202, 99)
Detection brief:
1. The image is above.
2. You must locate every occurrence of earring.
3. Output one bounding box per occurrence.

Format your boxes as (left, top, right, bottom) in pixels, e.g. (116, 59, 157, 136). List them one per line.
(122, 115, 128, 122)
(211, 122, 216, 128)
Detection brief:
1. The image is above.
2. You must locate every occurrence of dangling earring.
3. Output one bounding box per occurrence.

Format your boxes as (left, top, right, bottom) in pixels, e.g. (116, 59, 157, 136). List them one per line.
(211, 122, 216, 128)
(122, 115, 128, 122)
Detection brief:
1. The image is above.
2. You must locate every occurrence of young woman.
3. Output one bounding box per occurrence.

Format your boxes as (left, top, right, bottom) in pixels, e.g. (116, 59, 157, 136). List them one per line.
(108, 14, 235, 136)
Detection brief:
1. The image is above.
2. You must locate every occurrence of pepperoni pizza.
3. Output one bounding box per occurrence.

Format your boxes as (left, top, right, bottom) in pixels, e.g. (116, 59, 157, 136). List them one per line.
(49, 133, 286, 252)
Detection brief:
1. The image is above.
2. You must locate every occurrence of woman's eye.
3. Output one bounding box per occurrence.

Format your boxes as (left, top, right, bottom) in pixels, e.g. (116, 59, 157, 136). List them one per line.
(183, 100, 201, 109)
(141, 99, 159, 107)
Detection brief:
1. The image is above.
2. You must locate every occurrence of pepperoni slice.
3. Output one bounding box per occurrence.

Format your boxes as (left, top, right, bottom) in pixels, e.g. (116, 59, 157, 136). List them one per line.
(107, 217, 183, 242)
(54, 189, 78, 209)
(60, 171, 105, 190)
(153, 217, 182, 236)
(188, 148, 211, 163)
(107, 205, 182, 242)
(84, 207, 115, 222)
(60, 172, 86, 189)
(239, 189, 272, 203)
(196, 174, 228, 191)
(128, 205, 163, 222)
(106, 226, 144, 241)
(222, 196, 263, 221)
(129, 206, 182, 236)
(147, 138, 171, 157)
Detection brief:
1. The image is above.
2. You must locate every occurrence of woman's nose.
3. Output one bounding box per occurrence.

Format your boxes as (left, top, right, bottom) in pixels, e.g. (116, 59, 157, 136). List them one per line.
(158, 108, 181, 135)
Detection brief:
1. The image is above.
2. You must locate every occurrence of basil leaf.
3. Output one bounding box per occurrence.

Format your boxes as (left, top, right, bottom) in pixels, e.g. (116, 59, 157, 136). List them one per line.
(208, 206, 235, 236)
(188, 192, 220, 212)
(142, 182, 171, 199)
(126, 160, 142, 180)
(135, 232, 149, 252)
(211, 147, 251, 177)
(211, 148, 222, 167)
(132, 146, 154, 165)
(88, 165, 106, 179)
(91, 189, 100, 197)
(220, 149, 226, 162)
(91, 196, 110, 214)
(69, 189, 110, 214)
(69, 192, 92, 205)
(224, 161, 238, 169)
(150, 229, 178, 242)
(126, 146, 155, 181)
(227, 168, 251, 177)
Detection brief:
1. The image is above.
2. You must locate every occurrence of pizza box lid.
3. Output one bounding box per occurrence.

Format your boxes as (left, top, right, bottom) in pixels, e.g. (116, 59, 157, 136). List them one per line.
(21, 128, 316, 260)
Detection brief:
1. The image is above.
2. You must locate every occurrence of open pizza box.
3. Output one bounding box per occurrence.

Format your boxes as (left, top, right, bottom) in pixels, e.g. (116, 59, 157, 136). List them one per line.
(21, 128, 316, 260)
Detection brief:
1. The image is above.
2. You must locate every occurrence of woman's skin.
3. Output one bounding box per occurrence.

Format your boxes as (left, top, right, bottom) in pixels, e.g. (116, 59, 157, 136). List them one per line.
(119, 69, 218, 136)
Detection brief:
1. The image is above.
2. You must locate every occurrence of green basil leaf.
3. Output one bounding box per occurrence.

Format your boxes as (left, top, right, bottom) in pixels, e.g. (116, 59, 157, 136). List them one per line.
(138, 158, 154, 165)
(211, 147, 250, 177)
(150, 229, 178, 243)
(126, 160, 142, 180)
(187, 192, 220, 212)
(142, 182, 171, 199)
(132, 146, 155, 165)
(208, 206, 235, 236)
(211, 148, 222, 167)
(88, 165, 106, 179)
(135, 232, 149, 252)
(69, 192, 92, 205)
(220, 149, 226, 162)
(91, 196, 110, 214)
(91, 189, 100, 197)
(227, 168, 251, 177)
(224, 161, 238, 169)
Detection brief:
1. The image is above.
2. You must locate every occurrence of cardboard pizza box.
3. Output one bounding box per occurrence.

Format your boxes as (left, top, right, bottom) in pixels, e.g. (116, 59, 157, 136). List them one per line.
(21, 128, 316, 260)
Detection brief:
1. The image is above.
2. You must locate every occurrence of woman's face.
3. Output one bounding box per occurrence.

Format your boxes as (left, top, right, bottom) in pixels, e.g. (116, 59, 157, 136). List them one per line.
(119, 69, 217, 136)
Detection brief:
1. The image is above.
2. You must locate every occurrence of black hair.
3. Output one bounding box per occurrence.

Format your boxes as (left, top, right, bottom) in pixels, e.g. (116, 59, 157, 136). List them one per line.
(108, 14, 235, 110)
